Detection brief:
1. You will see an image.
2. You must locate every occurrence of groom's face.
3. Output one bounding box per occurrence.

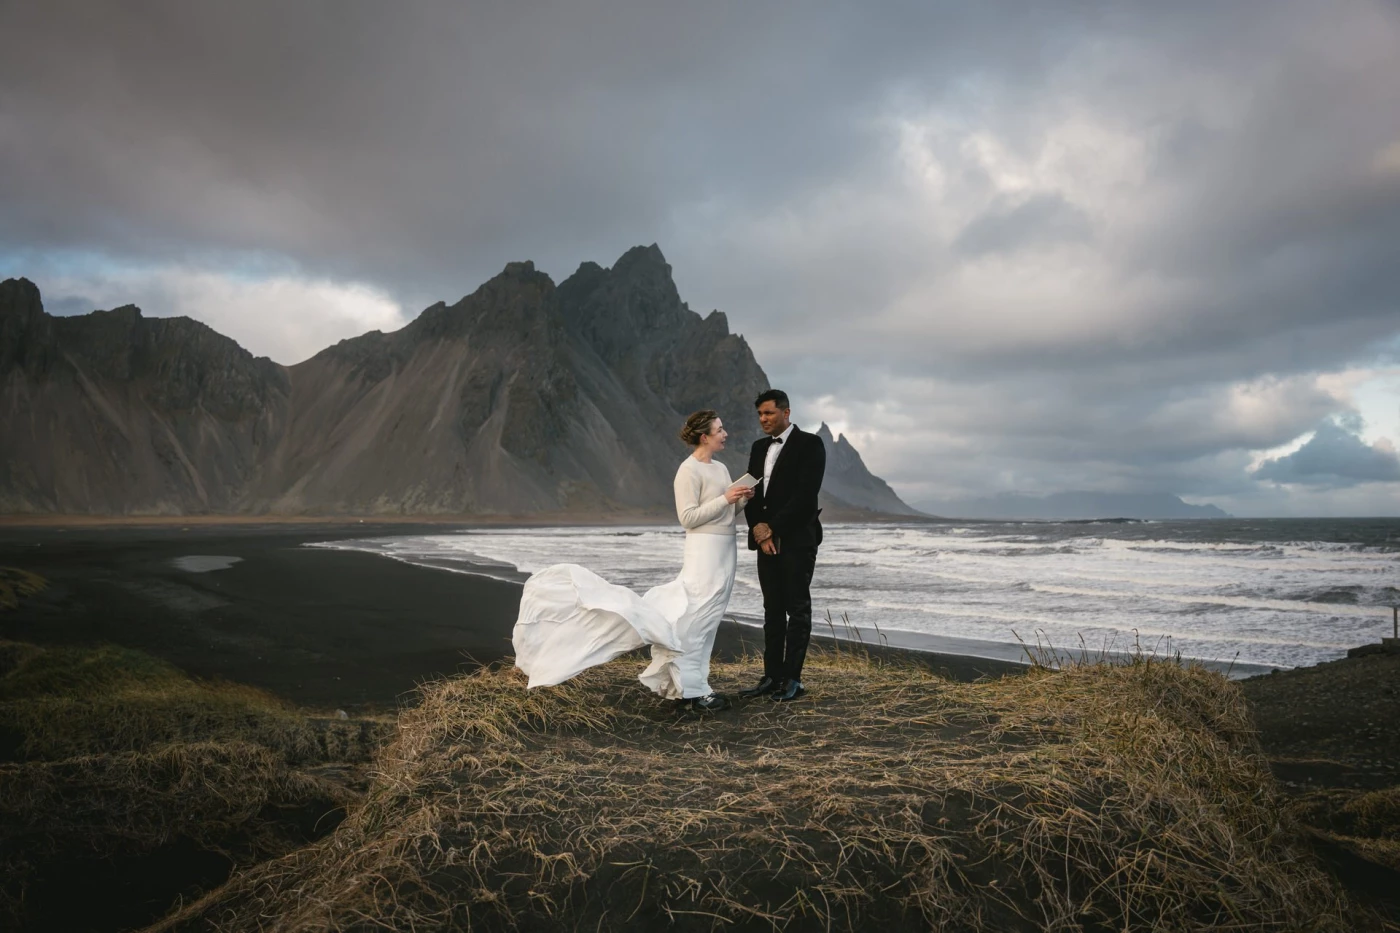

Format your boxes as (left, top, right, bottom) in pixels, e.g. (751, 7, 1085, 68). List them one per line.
(756, 401, 791, 436)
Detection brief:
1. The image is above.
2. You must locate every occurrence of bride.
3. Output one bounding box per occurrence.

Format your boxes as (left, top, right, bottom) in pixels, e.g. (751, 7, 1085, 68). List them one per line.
(511, 409, 754, 711)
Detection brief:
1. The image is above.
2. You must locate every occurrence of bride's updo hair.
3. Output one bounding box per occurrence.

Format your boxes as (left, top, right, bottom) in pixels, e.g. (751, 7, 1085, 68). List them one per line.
(679, 409, 720, 446)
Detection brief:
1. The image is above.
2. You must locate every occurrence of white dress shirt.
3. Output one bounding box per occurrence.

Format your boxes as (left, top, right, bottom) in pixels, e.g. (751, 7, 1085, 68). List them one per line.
(762, 424, 795, 495)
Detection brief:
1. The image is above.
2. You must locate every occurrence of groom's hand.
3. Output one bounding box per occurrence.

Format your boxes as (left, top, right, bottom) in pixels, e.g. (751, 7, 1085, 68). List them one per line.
(761, 538, 779, 555)
(753, 522, 773, 543)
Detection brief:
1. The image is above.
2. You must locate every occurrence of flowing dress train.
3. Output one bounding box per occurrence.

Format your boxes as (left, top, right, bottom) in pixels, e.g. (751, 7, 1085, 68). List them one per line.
(512, 457, 739, 699)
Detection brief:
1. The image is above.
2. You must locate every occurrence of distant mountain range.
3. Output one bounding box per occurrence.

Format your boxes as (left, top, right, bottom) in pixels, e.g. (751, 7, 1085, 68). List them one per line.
(913, 491, 1230, 521)
(0, 245, 918, 518)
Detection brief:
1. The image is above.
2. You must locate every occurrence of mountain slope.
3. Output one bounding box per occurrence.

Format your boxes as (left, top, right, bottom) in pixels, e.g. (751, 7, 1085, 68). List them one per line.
(815, 424, 925, 516)
(243, 261, 637, 514)
(2, 249, 920, 518)
(0, 277, 288, 514)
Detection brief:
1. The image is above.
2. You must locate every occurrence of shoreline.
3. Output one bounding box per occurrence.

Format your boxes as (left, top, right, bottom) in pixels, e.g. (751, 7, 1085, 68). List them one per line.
(0, 520, 1291, 705)
(0, 517, 1333, 714)
(309, 534, 1280, 680)
(0, 522, 1026, 711)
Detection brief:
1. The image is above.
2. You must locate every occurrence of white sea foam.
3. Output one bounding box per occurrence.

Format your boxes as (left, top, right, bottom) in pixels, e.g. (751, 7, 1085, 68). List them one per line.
(311, 521, 1400, 672)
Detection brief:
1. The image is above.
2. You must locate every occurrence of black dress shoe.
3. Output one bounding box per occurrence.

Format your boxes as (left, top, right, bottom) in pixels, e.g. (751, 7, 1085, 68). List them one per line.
(690, 693, 730, 712)
(738, 676, 781, 698)
(771, 680, 805, 702)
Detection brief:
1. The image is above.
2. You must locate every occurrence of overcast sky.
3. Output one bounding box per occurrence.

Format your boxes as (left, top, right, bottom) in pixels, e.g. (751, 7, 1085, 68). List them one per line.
(3, 0, 1399, 516)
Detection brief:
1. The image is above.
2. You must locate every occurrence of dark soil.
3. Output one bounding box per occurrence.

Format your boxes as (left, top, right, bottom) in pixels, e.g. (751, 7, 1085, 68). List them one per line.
(1242, 650, 1400, 926)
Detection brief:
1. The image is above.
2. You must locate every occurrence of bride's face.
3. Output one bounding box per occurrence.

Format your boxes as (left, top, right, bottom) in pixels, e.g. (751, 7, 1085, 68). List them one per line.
(703, 418, 727, 452)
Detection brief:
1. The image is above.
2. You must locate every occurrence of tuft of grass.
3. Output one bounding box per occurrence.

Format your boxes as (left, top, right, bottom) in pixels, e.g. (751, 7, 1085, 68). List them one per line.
(0, 567, 45, 611)
(1295, 786, 1400, 874)
(0, 641, 394, 929)
(157, 648, 1350, 932)
(1340, 786, 1400, 840)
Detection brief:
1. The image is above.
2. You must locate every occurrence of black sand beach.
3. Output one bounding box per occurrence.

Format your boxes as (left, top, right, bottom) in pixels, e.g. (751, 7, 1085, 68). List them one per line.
(3, 520, 1398, 930)
(0, 522, 525, 712)
(0, 521, 1025, 712)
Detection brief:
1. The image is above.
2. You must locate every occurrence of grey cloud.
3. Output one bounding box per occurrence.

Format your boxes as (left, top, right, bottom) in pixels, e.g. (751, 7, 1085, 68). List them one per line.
(784, 345, 1340, 456)
(954, 194, 1093, 255)
(1252, 417, 1400, 487)
(42, 294, 99, 317)
(2, 0, 1399, 513)
(0, 1, 1068, 302)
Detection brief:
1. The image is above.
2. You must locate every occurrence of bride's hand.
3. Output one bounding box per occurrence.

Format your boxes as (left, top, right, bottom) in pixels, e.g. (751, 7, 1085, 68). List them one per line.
(724, 485, 752, 504)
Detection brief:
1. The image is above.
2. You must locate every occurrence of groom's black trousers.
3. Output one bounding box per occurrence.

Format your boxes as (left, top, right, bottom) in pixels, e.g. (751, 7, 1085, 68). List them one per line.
(756, 545, 818, 683)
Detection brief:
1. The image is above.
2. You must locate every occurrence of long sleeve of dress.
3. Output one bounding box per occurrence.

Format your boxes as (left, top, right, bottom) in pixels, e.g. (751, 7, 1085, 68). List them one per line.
(674, 461, 735, 531)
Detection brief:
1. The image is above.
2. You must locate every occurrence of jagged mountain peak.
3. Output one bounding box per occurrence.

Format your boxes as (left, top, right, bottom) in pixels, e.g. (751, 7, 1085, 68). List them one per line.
(316, 261, 560, 366)
(1, 276, 43, 312)
(811, 422, 924, 517)
(816, 422, 859, 452)
(1, 277, 53, 372)
(93, 303, 144, 323)
(558, 245, 692, 362)
(699, 309, 731, 334)
(458, 258, 555, 307)
(1, 253, 920, 518)
(612, 242, 669, 274)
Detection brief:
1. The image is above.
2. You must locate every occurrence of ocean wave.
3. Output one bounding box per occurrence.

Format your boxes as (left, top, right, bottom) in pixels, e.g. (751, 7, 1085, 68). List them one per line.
(307, 520, 1400, 671)
(1291, 585, 1362, 605)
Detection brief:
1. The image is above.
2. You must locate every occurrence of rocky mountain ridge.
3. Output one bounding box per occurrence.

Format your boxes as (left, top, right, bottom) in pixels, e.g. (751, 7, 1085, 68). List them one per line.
(815, 423, 923, 516)
(0, 246, 919, 518)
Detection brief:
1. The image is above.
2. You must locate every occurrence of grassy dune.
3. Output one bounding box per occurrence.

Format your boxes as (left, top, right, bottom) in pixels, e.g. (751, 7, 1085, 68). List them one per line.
(0, 639, 394, 931)
(0, 567, 45, 611)
(154, 651, 1349, 932)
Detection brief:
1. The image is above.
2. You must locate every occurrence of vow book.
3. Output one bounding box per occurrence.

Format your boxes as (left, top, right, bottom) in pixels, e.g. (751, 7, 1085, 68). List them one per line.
(729, 473, 760, 491)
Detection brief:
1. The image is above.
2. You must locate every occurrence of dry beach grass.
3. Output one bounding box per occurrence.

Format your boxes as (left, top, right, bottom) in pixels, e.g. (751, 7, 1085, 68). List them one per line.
(153, 648, 1350, 932)
(0, 638, 394, 930)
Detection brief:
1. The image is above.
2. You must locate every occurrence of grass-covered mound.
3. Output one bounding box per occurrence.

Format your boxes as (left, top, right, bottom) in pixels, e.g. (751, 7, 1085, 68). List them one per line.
(158, 651, 1348, 932)
(0, 640, 394, 931)
(0, 567, 45, 610)
(0, 642, 384, 762)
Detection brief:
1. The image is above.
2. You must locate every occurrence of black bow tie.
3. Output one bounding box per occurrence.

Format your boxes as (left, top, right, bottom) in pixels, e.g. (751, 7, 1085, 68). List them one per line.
(770, 436, 783, 444)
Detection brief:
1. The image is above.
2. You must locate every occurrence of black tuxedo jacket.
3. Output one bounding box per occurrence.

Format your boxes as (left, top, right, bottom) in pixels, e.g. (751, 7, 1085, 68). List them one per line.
(744, 425, 826, 551)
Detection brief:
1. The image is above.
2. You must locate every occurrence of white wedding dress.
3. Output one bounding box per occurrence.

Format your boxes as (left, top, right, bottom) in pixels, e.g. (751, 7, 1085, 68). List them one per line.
(512, 456, 739, 699)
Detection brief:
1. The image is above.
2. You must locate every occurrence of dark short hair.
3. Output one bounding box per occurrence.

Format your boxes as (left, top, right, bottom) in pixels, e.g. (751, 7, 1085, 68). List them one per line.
(754, 389, 789, 410)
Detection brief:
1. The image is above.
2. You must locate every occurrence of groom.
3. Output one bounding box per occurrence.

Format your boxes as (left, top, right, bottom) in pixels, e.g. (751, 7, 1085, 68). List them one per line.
(739, 389, 826, 702)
